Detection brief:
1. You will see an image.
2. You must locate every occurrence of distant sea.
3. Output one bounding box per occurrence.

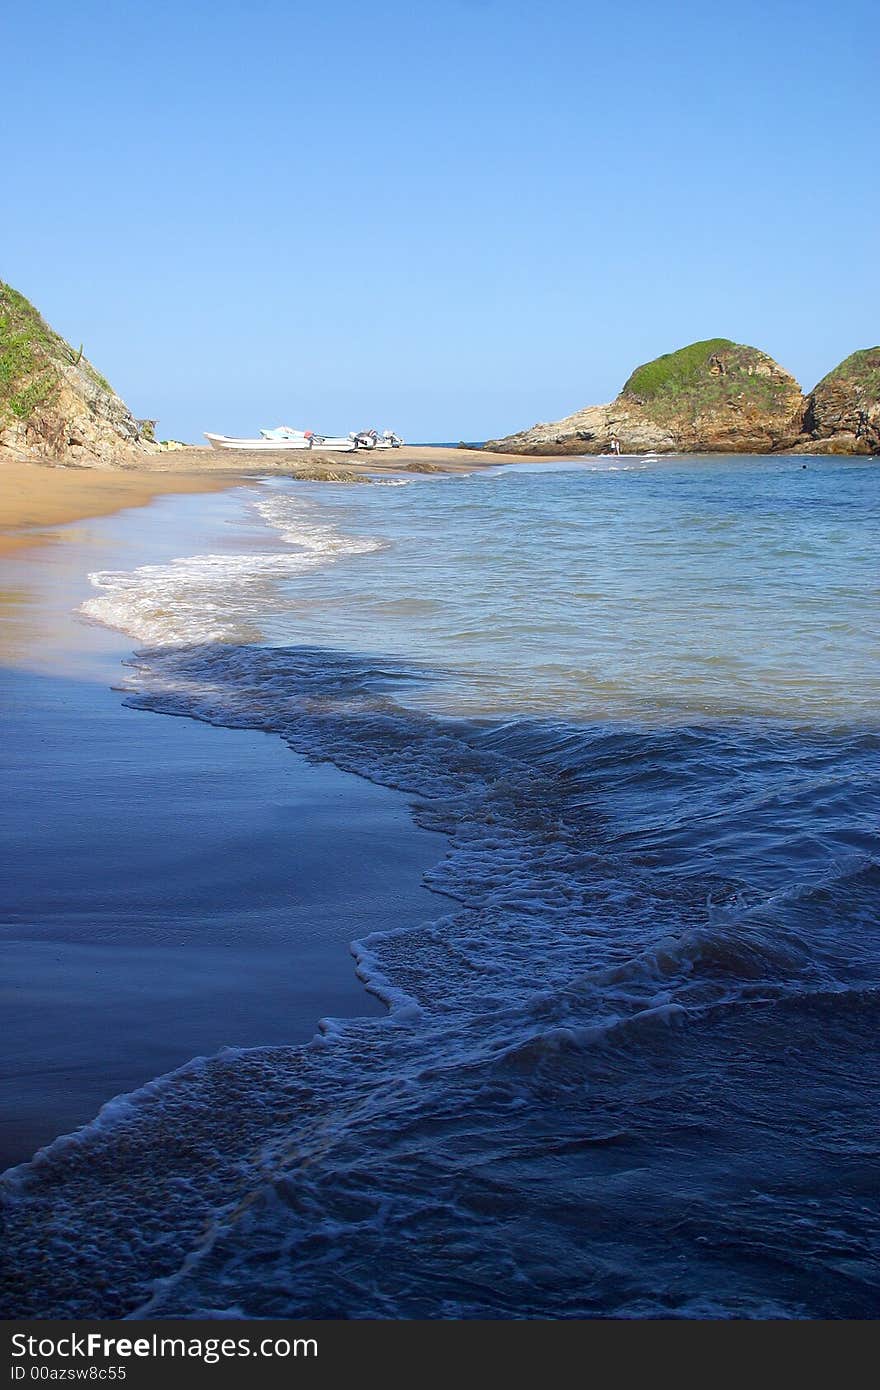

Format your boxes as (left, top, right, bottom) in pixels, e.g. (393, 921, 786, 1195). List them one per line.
(411, 440, 486, 449)
(5, 453, 879, 1317)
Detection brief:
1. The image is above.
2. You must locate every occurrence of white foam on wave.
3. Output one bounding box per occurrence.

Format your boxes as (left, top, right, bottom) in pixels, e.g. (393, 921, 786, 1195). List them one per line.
(253, 493, 385, 556)
(1, 1052, 219, 1193)
(80, 490, 385, 647)
(81, 552, 313, 645)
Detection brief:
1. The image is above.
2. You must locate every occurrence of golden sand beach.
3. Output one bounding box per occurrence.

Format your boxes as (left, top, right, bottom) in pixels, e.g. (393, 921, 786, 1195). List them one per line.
(0, 462, 237, 557)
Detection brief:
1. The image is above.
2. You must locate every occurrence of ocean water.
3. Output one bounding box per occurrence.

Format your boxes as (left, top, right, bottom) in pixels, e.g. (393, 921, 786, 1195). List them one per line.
(3, 454, 879, 1319)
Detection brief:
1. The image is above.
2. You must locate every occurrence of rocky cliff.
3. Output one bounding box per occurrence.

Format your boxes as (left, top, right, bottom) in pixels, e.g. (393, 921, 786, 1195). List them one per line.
(801, 348, 880, 455)
(485, 339, 806, 455)
(0, 280, 158, 466)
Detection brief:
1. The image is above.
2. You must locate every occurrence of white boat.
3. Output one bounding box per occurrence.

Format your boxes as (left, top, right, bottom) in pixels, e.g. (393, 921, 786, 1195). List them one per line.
(259, 425, 311, 444)
(205, 430, 310, 452)
(309, 435, 357, 453)
(351, 429, 404, 450)
(262, 425, 358, 453)
(205, 425, 356, 453)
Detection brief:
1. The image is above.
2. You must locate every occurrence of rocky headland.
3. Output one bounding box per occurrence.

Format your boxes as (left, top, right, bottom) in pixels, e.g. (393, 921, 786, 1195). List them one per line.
(0, 280, 158, 467)
(485, 338, 880, 457)
(801, 348, 880, 455)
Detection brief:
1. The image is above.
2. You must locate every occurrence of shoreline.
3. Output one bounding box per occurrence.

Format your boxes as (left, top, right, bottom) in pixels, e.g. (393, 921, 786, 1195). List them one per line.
(4, 444, 852, 558)
(145, 442, 499, 474)
(0, 446, 506, 556)
(0, 484, 444, 1168)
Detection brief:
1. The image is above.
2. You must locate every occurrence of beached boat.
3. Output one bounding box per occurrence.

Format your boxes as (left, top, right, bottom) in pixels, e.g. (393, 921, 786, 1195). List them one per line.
(261, 426, 358, 452)
(205, 431, 310, 452)
(351, 429, 405, 450)
(205, 426, 356, 453)
(259, 426, 311, 444)
(309, 435, 357, 453)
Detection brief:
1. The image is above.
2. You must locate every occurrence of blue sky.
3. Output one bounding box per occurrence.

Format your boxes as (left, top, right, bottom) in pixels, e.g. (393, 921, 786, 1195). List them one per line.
(3, 0, 877, 441)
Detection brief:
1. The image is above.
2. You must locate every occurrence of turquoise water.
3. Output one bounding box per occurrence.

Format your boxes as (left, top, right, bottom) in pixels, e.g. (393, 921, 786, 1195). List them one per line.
(4, 455, 879, 1318)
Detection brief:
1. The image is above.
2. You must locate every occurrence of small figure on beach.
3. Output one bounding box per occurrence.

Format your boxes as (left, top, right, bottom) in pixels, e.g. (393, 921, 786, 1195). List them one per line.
(609, 435, 621, 456)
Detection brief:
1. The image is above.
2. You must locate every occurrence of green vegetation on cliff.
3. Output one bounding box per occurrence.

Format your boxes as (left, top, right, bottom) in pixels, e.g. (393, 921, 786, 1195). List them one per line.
(619, 338, 802, 431)
(0, 283, 62, 422)
(812, 347, 880, 396)
(622, 339, 736, 399)
(0, 280, 113, 426)
(0, 279, 156, 462)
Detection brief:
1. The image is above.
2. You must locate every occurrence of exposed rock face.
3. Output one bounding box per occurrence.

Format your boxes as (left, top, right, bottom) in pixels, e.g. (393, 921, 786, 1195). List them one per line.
(801, 348, 880, 455)
(484, 400, 674, 457)
(485, 339, 806, 455)
(0, 281, 158, 466)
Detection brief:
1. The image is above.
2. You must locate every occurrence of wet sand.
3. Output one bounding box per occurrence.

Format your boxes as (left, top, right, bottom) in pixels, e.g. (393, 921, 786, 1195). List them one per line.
(148, 443, 496, 476)
(0, 446, 504, 556)
(0, 462, 240, 556)
(0, 488, 445, 1168)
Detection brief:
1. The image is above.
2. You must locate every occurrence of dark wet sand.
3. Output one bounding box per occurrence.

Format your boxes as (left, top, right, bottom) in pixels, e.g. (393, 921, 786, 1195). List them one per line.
(0, 490, 444, 1168)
